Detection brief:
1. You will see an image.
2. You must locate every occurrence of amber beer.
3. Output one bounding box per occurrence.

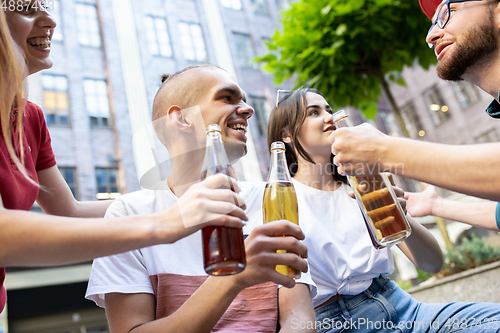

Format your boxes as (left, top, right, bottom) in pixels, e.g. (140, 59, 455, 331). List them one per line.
(263, 141, 301, 277)
(200, 125, 246, 276)
(349, 174, 410, 247)
(332, 110, 411, 248)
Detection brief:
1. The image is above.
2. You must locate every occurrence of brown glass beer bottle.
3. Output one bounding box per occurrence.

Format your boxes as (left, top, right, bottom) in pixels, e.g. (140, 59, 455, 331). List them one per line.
(263, 141, 301, 277)
(200, 124, 246, 276)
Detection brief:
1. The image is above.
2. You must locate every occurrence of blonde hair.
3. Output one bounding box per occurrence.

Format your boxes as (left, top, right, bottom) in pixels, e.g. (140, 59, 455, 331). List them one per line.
(0, 9, 34, 183)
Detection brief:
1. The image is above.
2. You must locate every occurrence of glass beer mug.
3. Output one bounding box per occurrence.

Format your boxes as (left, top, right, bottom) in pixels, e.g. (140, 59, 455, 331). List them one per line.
(332, 110, 411, 248)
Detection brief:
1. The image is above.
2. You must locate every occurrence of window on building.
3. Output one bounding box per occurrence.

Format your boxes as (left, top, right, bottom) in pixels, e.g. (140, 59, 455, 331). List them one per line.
(251, 0, 269, 15)
(248, 96, 269, 136)
(422, 85, 451, 126)
(233, 33, 257, 69)
(59, 167, 79, 199)
(450, 81, 481, 109)
(75, 3, 101, 47)
(220, 0, 242, 10)
(42, 74, 70, 125)
(475, 129, 499, 143)
(144, 16, 172, 57)
(95, 167, 119, 199)
(178, 22, 207, 62)
(50, 0, 63, 41)
(83, 79, 110, 127)
(401, 101, 425, 139)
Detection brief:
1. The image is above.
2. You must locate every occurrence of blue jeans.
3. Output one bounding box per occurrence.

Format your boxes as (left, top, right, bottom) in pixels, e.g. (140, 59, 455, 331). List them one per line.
(0, 327, 3, 333)
(315, 275, 500, 332)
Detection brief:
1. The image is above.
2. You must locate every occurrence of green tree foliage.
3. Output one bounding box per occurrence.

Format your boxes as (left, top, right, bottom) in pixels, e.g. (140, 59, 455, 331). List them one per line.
(258, 0, 436, 123)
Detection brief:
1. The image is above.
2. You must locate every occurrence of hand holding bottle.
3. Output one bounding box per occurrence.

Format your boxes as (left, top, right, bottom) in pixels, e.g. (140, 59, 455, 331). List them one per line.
(329, 123, 391, 176)
(176, 174, 247, 228)
(332, 111, 411, 248)
(230, 220, 308, 289)
(263, 141, 302, 277)
(199, 124, 246, 276)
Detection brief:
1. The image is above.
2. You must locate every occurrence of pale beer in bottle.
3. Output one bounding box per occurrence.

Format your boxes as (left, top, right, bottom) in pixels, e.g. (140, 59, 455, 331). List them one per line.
(263, 141, 301, 276)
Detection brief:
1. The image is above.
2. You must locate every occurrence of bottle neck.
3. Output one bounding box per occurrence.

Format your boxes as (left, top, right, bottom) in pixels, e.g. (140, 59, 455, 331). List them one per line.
(267, 149, 292, 183)
(332, 111, 353, 128)
(333, 116, 353, 129)
(201, 131, 230, 178)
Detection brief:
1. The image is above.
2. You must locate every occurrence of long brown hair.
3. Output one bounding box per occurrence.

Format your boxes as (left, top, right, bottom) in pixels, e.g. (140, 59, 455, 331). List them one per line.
(0, 9, 32, 182)
(267, 88, 347, 183)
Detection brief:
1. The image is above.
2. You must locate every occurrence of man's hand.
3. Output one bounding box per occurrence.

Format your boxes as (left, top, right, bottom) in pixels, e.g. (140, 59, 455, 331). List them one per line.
(154, 174, 246, 243)
(329, 123, 390, 176)
(404, 185, 438, 218)
(231, 220, 308, 290)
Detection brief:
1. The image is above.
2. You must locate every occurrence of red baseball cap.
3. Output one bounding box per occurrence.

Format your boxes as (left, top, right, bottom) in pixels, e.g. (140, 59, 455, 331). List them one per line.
(419, 0, 442, 20)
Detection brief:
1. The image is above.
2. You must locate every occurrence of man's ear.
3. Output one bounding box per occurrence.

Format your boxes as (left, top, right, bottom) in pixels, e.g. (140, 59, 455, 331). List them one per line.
(282, 128, 292, 143)
(167, 105, 192, 133)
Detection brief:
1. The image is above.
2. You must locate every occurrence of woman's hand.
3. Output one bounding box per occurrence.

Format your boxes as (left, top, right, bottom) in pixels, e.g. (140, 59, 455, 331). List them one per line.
(404, 185, 438, 218)
(154, 174, 247, 243)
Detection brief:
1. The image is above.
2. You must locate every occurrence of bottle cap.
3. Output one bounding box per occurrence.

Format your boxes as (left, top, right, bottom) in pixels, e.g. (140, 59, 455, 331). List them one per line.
(270, 141, 285, 151)
(332, 110, 348, 123)
(206, 124, 222, 134)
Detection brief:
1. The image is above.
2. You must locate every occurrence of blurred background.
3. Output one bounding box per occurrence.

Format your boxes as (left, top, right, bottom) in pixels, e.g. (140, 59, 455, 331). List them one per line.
(3, 0, 500, 332)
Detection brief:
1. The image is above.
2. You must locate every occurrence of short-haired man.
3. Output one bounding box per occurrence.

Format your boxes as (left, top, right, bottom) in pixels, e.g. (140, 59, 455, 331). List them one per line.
(329, 0, 500, 206)
(85, 65, 316, 332)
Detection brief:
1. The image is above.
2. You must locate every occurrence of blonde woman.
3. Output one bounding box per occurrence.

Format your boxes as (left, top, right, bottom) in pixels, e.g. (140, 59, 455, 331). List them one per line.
(0, 3, 245, 321)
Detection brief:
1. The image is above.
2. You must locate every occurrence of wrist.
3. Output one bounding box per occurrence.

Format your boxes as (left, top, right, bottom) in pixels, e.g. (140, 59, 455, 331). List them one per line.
(377, 135, 398, 173)
(430, 196, 443, 217)
(146, 208, 184, 245)
(210, 275, 245, 297)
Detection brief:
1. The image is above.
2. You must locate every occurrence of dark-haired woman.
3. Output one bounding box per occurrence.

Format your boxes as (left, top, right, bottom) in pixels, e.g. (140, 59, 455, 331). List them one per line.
(269, 88, 500, 333)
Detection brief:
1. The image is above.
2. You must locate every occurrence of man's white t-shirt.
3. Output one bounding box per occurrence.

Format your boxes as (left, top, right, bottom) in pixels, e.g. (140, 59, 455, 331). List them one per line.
(86, 181, 316, 332)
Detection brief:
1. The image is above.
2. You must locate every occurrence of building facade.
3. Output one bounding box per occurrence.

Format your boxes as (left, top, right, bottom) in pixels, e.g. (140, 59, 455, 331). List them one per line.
(384, 63, 498, 147)
(5, 0, 500, 331)
(3, 0, 290, 331)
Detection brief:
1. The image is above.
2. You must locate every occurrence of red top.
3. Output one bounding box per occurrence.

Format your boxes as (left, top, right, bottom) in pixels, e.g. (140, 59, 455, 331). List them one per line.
(0, 101, 56, 313)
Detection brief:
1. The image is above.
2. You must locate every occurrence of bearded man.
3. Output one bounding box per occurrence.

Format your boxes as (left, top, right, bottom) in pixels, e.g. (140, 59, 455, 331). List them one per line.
(328, 0, 500, 230)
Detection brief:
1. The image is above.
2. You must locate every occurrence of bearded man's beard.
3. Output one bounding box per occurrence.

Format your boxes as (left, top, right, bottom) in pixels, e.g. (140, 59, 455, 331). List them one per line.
(436, 17, 498, 81)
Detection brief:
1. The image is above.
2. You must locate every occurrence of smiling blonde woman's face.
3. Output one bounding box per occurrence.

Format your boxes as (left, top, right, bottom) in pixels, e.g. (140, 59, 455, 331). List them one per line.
(5, 0, 56, 76)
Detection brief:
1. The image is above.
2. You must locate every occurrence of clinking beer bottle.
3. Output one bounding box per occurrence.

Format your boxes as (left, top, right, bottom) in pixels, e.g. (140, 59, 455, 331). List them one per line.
(263, 141, 301, 277)
(200, 124, 246, 276)
(332, 110, 411, 248)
